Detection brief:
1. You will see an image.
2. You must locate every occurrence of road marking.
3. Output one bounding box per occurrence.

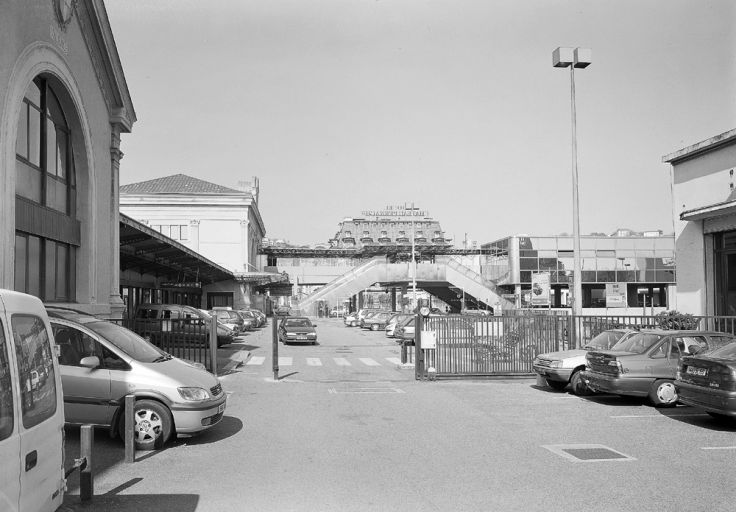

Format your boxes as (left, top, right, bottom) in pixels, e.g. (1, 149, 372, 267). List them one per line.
(306, 358, 322, 366)
(334, 358, 351, 366)
(328, 387, 405, 394)
(278, 357, 293, 366)
(386, 357, 402, 365)
(246, 356, 265, 366)
(359, 358, 381, 366)
(701, 446, 736, 450)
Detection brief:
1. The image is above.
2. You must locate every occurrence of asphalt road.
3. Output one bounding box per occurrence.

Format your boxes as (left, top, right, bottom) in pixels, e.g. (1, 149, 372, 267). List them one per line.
(62, 317, 736, 512)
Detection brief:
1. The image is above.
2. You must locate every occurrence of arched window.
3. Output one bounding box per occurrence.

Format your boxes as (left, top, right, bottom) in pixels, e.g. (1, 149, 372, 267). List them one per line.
(15, 77, 77, 301)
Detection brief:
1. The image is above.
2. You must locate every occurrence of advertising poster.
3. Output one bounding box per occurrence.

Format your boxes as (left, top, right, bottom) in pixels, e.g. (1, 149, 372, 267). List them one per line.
(531, 272, 551, 306)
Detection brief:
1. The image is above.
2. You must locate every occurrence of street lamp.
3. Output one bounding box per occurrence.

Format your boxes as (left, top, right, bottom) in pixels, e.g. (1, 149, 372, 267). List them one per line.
(553, 47, 591, 317)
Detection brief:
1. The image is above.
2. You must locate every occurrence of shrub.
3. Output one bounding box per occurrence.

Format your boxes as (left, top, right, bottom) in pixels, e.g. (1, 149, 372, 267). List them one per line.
(656, 310, 699, 330)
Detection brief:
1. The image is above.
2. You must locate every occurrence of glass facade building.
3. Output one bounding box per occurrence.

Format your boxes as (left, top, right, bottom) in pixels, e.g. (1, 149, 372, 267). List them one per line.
(482, 233, 675, 309)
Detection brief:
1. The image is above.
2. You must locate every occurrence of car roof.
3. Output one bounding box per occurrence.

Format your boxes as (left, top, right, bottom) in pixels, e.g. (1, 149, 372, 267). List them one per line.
(45, 307, 99, 324)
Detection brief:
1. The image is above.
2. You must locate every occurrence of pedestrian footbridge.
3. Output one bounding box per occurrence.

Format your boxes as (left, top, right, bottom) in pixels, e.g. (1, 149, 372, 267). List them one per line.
(298, 256, 514, 314)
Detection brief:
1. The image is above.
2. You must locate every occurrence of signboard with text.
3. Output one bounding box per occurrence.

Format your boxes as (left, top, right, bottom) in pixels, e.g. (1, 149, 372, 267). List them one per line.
(605, 283, 627, 308)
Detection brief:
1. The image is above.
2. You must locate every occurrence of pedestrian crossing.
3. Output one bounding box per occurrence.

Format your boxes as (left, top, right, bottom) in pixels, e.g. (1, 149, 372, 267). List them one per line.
(245, 356, 403, 367)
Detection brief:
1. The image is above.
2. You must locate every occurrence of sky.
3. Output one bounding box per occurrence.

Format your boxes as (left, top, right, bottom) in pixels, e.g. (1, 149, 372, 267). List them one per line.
(105, 0, 736, 246)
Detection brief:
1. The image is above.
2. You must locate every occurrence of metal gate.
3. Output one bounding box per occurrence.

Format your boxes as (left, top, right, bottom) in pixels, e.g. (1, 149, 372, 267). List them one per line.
(416, 314, 567, 378)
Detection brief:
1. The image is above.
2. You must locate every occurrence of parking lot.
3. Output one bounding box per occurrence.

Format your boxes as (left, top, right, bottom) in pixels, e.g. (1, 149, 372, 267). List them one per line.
(62, 317, 736, 511)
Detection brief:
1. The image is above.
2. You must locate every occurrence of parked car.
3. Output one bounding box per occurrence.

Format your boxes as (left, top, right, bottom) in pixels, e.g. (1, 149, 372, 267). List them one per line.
(362, 311, 395, 331)
(582, 329, 736, 406)
(676, 341, 736, 419)
(533, 328, 637, 394)
(209, 309, 248, 333)
(359, 310, 385, 328)
(133, 303, 236, 347)
(235, 309, 260, 328)
(47, 307, 227, 450)
(0, 289, 66, 512)
(278, 316, 318, 344)
(344, 312, 359, 327)
(386, 313, 412, 337)
(394, 315, 416, 342)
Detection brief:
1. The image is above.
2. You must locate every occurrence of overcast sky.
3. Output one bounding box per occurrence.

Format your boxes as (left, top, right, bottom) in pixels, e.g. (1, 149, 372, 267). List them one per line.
(106, 0, 735, 246)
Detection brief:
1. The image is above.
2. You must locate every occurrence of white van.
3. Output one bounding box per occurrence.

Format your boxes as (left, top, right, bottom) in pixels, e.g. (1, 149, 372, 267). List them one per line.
(0, 289, 65, 511)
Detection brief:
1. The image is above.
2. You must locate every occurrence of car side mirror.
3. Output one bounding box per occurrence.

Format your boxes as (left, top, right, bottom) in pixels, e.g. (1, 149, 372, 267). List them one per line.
(689, 345, 702, 355)
(80, 356, 100, 369)
(312, 323, 317, 328)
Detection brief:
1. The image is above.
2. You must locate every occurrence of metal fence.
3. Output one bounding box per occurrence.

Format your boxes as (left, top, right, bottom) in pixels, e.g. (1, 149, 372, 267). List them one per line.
(414, 313, 736, 379)
(116, 317, 217, 371)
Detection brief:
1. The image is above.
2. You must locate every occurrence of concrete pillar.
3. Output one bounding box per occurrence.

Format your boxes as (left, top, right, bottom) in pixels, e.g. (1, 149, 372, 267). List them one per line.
(108, 125, 125, 318)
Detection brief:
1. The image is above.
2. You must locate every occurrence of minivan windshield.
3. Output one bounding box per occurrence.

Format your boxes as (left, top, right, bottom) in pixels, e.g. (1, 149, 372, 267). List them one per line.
(609, 332, 663, 354)
(86, 321, 168, 362)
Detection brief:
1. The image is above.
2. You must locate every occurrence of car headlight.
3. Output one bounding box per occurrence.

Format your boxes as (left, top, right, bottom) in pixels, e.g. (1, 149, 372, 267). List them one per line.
(178, 387, 211, 401)
(549, 360, 562, 368)
(307, 333, 317, 338)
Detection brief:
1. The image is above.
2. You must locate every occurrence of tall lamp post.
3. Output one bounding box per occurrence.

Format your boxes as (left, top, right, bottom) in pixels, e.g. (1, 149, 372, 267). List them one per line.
(553, 47, 591, 317)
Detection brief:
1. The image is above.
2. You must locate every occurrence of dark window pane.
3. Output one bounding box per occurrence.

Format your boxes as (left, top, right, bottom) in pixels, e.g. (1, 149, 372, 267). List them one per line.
(16, 102, 28, 158)
(56, 244, 68, 300)
(616, 270, 637, 282)
(14, 234, 27, 292)
(597, 270, 615, 282)
(45, 240, 55, 300)
(581, 270, 597, 283)
(46, 119, 57, 175)
(46, 176, 67, 213)
(27, 236, 41, 297)
(26, 81, 41, 107)
(28, 105, 41, 166)
(520, 258, 538, 270)
(520, 271, 532, 283)
(15, 160, 43, 203)
(56, 128, 67, 180)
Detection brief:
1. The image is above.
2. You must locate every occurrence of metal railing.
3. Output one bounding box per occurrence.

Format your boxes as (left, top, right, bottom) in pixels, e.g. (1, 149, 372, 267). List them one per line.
(414, 313, 736, 379)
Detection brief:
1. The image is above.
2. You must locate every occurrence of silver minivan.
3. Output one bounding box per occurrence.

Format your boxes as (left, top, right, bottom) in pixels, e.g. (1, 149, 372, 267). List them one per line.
(0, 289, 65, 512)
(47, 308, 227, 450)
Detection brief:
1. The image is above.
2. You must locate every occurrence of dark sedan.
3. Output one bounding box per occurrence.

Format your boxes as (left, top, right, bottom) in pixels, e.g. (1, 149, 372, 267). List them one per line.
(278, 316, 317, 345)
(677, 341, 736, 419)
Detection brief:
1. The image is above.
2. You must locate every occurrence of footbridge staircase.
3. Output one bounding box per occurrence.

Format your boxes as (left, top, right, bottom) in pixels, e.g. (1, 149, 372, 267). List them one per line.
(297, 256, 514, 314)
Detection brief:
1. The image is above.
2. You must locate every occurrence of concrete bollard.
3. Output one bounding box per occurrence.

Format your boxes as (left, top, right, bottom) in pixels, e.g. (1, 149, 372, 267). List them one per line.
(124, 394, 135, 463)
(80, 425, 94, 501)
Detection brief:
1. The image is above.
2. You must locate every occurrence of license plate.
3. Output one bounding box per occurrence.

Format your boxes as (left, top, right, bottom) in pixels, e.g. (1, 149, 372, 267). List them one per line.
(218, 402, 226, 413)
(297, 335, 307, 340)
(686, 366, 708, 377)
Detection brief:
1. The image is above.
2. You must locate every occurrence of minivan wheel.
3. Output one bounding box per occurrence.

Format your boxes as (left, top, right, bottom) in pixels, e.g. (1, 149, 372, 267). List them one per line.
(649, 380, 678, 407)
(121, 399, 173, 450)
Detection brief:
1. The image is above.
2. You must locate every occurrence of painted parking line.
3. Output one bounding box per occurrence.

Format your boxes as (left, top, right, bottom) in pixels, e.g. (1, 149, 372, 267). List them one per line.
(385, 357, 402, 365)
(246, 356, 266, 366)
(701, 446, 736, 450)
(359, 358, 381, 366)
(278, 357, 293, 366)
(306, 358, 322, 366)
(334, 358, 351, 366)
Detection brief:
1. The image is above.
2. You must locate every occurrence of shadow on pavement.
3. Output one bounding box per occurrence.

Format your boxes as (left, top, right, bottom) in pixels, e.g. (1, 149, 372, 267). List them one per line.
(656, 406, 736, 432)
(61, 492, 199, 512)
(171, 415, 243, 446)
